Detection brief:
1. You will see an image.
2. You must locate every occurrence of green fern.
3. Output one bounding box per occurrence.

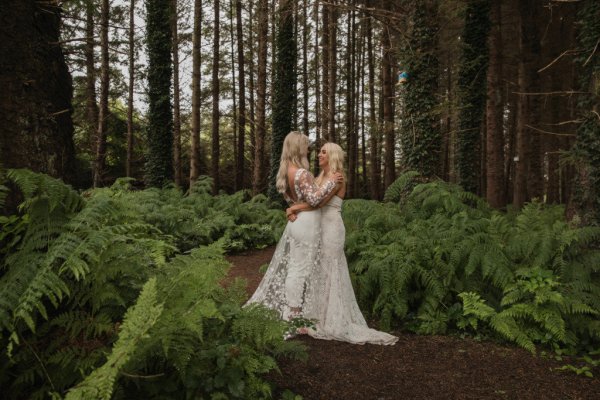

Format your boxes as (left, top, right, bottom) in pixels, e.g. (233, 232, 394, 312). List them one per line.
(65, 278, 163, 400)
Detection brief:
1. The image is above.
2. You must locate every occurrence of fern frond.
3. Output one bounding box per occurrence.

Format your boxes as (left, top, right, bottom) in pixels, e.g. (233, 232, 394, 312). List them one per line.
(65, 278, 163, 400)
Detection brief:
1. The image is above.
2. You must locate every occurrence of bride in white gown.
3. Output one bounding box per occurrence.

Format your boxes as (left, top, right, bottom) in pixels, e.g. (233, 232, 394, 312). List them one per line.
(246, 132, 342, 322)
(286, 143, 398, 345)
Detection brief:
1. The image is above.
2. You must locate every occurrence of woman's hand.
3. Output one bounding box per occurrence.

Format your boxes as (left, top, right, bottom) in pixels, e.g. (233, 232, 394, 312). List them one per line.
(286, 207, 298, 222)
(333, 172, 344, 184)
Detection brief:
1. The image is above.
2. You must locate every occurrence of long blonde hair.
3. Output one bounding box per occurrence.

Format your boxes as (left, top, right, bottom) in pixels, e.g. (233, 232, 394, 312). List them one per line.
(276, 131, 310, 194)
(316, 142, 345, 185)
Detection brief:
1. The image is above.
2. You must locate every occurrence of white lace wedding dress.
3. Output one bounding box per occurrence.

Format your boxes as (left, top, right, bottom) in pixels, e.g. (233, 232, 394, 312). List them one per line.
(306, 195, 398, 345)
(246, 168, 335, 320)
(246, 170, 397, 345)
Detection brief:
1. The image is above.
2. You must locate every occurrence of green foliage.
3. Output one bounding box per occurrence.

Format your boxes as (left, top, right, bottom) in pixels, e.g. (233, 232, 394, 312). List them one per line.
(0, 170, 298, 399)
(346, 172, 600, 353)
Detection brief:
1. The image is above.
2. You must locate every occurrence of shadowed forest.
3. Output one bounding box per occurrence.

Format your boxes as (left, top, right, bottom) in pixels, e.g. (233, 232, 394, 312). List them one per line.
(0, 0, 599, 398)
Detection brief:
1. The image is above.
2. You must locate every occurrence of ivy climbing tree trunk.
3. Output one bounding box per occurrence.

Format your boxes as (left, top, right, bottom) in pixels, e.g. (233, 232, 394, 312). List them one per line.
(268, 0, 297, 199)
(145, 0, 173, 187)
(399, 1, 440, 179)
(457, 0, 490, 195)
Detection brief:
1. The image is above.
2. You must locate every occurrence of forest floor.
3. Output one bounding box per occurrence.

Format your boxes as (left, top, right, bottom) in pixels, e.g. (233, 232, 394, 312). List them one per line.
(225, 247, 600, 400)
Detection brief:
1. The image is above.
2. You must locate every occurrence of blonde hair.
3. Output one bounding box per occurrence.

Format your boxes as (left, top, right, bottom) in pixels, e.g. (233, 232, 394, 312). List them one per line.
(316, 142, 345, 185)
(276, 131, 310, 194)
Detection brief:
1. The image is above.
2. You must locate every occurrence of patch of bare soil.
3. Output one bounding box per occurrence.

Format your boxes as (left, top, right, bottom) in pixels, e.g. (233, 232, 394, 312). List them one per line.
(226, 247, 600, 400)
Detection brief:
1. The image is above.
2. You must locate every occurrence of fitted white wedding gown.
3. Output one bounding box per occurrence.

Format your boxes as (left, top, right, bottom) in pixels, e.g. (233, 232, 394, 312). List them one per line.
(306, 195, 398, 345)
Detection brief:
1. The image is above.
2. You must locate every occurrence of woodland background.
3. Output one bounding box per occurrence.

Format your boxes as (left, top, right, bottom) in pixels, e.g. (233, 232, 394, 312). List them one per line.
(0, 0, 599, 399)
(0, 0, 597, 217)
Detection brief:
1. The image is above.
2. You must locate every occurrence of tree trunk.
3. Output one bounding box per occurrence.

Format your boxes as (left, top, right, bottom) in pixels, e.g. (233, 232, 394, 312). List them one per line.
(301, 0, 309, 136)
(456, 0, 490, 195)
(85, 3, 99, 162)
(321, 3, 330, 141)
(236, 0, 246, 190)
(248, 0, 256, 176)
(382, 25, 395, 189)
(367, 7, 380, 200)
(190, 0, 202, 185)
(253, 0, 268, 195)
(171, 0, 182, 187)
(269, 0, 297, 199)
(145, 0, 173, 187)
(485, 0, 505, 208)
(327, 2, 338, 143)
(0, 0, 75, 181)
(126, 0, 135, 178)
(211, 0, 221, 194)
(93, 0, 110, 187)
(514, 0, 541, 207)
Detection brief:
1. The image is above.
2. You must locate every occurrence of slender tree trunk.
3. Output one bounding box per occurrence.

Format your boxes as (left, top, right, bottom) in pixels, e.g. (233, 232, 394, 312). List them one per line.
(85, 3, 99, 160)
(327, 1, 337, 142)
(126, 0, 135, 178)
(190, 0, 202, 185)
(229, 0, 238, 190)
(514, 0, 541, 207)
(212, 0, 221, 194)
(236, 0, 246, 190)
(313, 0, 321, 173)
(171, 0, 182, 187)
(367, 8, 380, 200)
(253, 0, 268, 194)
(321, 3, 330, 140)
(345, 6, 355, 197)
(248, 0, 256, 175)
(301, 0, 309, 135)
(486, 0, 505, 208)
(93, 0, 110, 187)
(382, 25, 395, 189)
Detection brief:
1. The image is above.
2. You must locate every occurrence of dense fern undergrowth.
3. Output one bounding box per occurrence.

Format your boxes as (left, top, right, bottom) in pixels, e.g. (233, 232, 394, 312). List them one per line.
(0, 169, 301, 400)
(347, 172, 600, 355)
(1, 169, 599, 399)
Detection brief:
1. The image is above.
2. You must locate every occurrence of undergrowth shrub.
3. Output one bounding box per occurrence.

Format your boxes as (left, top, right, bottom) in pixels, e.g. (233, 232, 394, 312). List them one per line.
(345, 171, 600, 353)
(0, 170, 301, 399)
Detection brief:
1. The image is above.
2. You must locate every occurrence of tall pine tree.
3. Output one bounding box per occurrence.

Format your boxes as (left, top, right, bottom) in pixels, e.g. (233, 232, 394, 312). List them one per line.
(268, 0, 297, 199)
(456, 0, 490, 194)
(145, 0, 173, 187)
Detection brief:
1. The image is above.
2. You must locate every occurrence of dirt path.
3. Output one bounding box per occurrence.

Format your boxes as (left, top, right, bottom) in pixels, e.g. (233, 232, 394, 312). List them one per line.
(226, 247, 600, 400)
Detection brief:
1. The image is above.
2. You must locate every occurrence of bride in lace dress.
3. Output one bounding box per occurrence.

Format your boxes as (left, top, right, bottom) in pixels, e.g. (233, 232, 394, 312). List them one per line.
(246, 132, 342, 322)
(287, 143, 398, 345)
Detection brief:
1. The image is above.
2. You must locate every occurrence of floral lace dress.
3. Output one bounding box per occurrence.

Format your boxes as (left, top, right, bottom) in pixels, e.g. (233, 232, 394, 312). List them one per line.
(306, 195, 398, 345)
(245, 168, 336, 320)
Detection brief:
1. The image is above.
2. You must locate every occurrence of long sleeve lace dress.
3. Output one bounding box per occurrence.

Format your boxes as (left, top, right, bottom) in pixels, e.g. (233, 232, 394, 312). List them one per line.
(246, 169, 336, 320)
(306, 195, 398, 345)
